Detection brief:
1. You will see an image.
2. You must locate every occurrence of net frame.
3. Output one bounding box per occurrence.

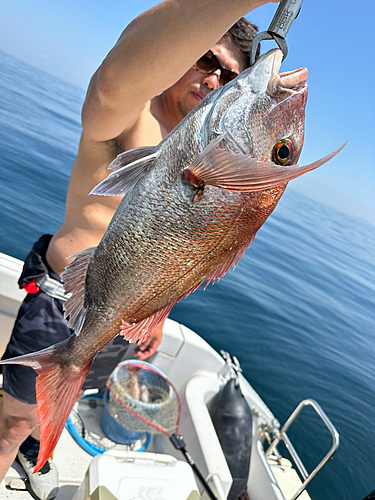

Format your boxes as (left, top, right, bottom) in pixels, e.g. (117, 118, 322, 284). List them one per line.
(106, 361, 181, 437)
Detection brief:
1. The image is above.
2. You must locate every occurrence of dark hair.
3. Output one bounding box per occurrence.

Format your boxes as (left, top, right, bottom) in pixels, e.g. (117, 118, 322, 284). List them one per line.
(226, 17, 259, 68)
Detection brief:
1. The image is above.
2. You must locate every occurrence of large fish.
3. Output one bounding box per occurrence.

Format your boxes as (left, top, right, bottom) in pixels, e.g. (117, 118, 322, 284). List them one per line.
(0, 48, 345, 470)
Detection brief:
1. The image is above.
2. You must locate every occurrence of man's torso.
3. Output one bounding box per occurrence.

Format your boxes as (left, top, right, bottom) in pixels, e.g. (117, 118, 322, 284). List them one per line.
(46, 100, 167, 275)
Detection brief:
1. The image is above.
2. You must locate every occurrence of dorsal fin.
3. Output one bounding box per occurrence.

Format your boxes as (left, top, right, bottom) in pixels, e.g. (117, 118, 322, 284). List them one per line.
(61, 247, 95, 333)
(119, 303, 175, 344)
(203, 234, 257, 288)
(90, 146, 158, 197)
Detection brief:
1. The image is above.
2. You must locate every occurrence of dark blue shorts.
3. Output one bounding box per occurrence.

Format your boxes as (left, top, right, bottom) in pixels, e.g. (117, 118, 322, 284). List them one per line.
(2, 290, 71, 404)
(2, 290, 130, 404)
(2, 235, 129, 404)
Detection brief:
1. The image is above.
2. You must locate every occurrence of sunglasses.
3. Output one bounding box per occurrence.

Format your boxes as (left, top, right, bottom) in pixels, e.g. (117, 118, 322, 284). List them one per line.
(194, 50, 238, 86)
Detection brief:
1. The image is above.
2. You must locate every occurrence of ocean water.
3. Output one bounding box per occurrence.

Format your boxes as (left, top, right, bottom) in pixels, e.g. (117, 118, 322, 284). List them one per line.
(1, 49, 375, 500)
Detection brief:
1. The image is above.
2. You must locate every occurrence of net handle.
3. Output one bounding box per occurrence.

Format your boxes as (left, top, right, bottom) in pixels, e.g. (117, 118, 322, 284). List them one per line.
(170, 434, 218, 500)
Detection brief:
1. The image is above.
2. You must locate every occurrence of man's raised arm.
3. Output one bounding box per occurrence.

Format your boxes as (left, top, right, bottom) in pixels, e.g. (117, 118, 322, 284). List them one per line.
(82, 0, 278, 141)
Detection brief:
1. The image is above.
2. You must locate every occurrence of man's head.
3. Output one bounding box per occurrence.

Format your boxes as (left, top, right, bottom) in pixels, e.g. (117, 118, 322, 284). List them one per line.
(227, 17, 260, 68)
(165, 17, 259, 121)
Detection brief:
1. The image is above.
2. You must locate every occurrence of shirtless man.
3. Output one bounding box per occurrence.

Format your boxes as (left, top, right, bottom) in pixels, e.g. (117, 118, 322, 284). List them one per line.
(0, 0, 277, 498)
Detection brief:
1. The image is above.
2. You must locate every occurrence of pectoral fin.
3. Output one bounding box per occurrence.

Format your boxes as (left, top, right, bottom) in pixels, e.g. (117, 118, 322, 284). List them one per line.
(184, 141, 347, 192)
(91, 146, 158, 196)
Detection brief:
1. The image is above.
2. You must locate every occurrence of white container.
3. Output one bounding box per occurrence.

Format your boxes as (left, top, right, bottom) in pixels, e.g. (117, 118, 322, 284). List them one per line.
(73, 451, 200, 500)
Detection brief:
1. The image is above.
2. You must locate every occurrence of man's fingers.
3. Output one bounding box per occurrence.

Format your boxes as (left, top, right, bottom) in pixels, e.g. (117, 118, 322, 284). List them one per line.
(134, 340, 157, 360)
(133, 318, 164, 359)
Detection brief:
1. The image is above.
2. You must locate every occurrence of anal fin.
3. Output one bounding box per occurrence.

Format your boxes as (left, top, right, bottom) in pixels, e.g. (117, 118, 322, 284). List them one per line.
(61, 247, 95, 333)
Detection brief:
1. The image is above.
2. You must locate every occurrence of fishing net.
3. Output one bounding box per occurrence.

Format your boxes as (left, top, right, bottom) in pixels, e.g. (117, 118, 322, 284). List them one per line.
(106, 360, 180, 436)
(105, 360, 217, 500)
(67, 395, 149, 452)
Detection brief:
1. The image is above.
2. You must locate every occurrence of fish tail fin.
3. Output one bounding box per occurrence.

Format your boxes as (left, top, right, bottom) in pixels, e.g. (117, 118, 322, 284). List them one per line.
(35, 357, 91, 473)
(0, 341, 92, 472)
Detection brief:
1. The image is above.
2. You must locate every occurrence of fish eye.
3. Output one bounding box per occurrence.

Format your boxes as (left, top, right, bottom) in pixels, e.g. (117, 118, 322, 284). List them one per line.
(272, 138, 294, 166)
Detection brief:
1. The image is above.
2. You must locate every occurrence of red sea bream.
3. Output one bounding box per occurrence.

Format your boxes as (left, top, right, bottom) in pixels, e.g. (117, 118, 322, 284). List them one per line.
(0, 48, 345, 470)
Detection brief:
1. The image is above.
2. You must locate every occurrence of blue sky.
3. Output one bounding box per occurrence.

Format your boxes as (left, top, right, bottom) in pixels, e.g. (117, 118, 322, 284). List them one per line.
(1, 0, 374, 224)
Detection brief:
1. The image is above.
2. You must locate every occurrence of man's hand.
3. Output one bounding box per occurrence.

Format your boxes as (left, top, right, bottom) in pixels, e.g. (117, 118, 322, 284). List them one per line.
(134, 320, 164, 360)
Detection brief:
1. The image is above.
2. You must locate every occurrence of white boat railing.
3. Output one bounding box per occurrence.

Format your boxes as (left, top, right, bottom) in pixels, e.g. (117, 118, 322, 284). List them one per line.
(264, 398, 339, 500)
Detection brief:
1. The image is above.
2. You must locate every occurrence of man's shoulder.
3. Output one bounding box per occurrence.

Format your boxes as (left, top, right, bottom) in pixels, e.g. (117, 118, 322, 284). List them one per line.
(81, 100, 164, 159)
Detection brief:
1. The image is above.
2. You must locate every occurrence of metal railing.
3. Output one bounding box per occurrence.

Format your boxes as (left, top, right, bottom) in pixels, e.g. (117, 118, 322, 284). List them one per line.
(264, 399, 339, 500)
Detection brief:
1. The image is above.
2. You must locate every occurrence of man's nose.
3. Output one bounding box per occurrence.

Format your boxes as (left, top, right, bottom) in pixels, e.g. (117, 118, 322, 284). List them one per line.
(202, 69, 221, 90)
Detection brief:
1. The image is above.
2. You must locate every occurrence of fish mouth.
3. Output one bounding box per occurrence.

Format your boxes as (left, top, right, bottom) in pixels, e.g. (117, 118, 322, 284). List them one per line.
(267, 49, 308, 103)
